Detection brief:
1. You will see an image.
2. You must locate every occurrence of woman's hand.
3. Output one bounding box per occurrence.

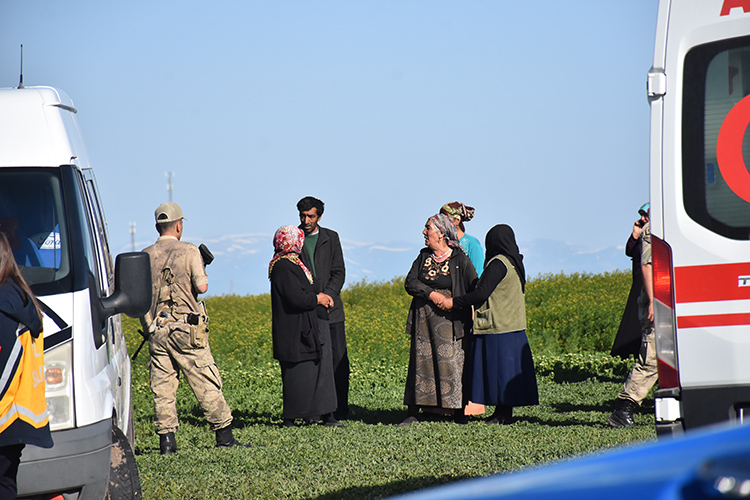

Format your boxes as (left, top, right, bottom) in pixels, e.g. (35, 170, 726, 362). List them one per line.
(317, 293, 334, 308)
(438, 298, 454, 311)
(429, 291, 445, 308)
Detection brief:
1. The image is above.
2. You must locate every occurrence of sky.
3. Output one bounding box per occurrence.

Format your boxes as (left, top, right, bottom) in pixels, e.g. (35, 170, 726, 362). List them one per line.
(1, 1, 660, 296)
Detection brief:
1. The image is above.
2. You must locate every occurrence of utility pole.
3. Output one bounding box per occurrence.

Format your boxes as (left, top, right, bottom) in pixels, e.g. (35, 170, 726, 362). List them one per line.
(129, 221, 136, 252)
(166, 171, 175, 202)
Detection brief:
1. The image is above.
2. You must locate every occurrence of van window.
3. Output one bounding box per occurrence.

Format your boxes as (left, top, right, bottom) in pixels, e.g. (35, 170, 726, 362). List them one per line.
(84, 177, 114, 295)
(0, 169, 70, 285)
(683, 35, 750, 240)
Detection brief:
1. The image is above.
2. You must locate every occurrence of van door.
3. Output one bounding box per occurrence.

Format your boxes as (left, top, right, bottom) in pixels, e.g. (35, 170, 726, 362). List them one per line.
(652, 2, 750, 434)
(78, 168, 133, 440)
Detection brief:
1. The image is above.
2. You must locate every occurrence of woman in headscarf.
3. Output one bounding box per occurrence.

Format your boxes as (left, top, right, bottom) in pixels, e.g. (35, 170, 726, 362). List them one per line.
(269, 225, 342, 428)
(440, 201, 484, 276)
(0, 233, 53, 499)
(440, 224, 539, 424)
(399, 214, 478, 426)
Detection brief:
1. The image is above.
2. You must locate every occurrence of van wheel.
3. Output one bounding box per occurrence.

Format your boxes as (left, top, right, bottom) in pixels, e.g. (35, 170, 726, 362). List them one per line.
(105, 425, 142, 500)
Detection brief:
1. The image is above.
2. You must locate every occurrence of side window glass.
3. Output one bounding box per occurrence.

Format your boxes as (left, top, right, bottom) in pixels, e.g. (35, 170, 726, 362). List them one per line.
(683, 36, 750, 239)
(82, 176, 117, 356)
(76, 171, 114, 354)
(85, 178, 114, 294)
(74, 171, 100, 288)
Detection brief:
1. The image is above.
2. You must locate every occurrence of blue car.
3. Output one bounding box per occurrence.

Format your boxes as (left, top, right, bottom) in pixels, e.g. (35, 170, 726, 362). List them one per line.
(388, 422, 750, 499)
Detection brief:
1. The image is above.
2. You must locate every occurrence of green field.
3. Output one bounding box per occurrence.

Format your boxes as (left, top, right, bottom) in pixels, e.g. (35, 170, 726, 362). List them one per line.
(124, 271, 655, 500)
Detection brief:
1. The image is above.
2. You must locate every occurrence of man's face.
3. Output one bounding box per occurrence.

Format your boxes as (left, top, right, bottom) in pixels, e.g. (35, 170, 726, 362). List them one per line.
(299, 207, 321, 234)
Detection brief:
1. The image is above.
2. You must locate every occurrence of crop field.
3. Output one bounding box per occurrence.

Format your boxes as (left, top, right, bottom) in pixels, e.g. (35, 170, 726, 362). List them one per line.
(123, 271, 655, 500)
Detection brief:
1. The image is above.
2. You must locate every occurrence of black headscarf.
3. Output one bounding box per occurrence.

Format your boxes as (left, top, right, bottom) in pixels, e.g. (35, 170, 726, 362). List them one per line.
(485, 224, 526, 292)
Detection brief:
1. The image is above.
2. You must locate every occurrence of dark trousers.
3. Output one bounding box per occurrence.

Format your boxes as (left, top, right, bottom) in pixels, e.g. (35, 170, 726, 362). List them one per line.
(0, 444, 25, 500)
(329, 321, 350, 418)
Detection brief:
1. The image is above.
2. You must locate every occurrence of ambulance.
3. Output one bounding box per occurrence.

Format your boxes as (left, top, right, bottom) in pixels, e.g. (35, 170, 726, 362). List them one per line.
(0, 86, 151, 499)
(649, 0, 750, 435)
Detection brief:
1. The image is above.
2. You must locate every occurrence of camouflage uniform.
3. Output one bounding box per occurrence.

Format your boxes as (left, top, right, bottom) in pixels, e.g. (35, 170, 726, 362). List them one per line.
(618, 221, 658, 404)
(142, 236, 232, 435)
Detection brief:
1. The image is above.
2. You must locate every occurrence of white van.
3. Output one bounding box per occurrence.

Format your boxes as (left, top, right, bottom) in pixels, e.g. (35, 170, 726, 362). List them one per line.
(0, 86, 151, 499)
(649, 0, 750, 435)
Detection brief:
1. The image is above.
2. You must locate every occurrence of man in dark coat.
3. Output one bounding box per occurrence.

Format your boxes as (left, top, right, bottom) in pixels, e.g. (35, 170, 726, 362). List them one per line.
(297, 196, 350, 420)
(611, 204, 649, 359)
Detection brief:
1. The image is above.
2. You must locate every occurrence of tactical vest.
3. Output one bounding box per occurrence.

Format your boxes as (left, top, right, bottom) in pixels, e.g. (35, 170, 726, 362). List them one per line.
(142, 242, 210, 347)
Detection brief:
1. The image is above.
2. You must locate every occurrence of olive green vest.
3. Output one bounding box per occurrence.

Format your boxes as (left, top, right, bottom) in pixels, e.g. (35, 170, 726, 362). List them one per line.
(473, 254, 526, 335)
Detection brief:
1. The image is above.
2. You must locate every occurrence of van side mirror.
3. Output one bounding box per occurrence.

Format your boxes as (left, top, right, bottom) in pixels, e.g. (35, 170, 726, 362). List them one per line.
(100, 252, 152, 319)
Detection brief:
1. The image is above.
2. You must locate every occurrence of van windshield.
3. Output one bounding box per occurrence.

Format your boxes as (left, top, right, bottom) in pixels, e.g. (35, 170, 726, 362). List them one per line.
(683, 35, 750, 239)
(0, 169, 70, 286)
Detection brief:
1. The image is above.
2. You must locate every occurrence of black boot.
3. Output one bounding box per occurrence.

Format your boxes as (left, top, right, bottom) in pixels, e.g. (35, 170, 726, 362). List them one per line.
(607, 398, 637, 427)
(486, 405, 513, 425)
(159, 432, 177, 455)
(453, 413, 468, 425)
(215, 426, 252, 448)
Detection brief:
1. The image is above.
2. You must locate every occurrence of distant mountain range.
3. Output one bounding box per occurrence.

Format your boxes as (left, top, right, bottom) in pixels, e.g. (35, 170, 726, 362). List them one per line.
(120, 234, 630, 295)
(120, 235, 632, 297)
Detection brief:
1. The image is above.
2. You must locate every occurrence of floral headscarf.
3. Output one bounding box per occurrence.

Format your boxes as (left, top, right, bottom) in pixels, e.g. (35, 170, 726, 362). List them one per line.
(440, 201, 475, 222)
(427, 214, 466, 253)
(268, 225, 313, 284)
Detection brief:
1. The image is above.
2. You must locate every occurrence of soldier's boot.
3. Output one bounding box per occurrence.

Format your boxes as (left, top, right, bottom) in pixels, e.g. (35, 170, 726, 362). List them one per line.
(215, 425, 251, 448)
(159, 432, 177, 455)
(607, 398, 637, 427)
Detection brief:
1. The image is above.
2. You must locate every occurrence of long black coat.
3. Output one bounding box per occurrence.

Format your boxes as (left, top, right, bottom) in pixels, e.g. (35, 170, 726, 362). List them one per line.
(270, 259, 321, 363)
(404, 248, 478, 340)
(298, 226, 346, 324)
(611, 234, 644, 359)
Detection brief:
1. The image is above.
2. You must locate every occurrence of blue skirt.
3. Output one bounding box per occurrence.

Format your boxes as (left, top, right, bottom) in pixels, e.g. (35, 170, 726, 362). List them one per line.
(470, 330, 539, 407)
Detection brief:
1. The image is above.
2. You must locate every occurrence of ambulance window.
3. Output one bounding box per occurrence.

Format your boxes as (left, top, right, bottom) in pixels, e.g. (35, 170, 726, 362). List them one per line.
(81, 178, 112, 295)
(73, 171, 101, 290)
(84, 179, 115, 294)
(0, 169, 70, 285)
(683, 35, 750, 239)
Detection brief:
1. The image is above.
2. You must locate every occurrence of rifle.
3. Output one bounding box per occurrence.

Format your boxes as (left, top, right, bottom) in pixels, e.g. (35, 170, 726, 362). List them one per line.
(199, 243, 214, 266)
(132, 329, 149, 361)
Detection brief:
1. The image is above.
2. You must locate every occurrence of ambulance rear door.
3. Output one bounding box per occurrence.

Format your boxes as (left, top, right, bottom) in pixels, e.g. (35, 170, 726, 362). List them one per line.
(652, 0, 750, 434)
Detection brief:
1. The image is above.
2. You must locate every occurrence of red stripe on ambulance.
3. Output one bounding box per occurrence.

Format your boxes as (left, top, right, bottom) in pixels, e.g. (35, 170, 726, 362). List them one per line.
(673, 263, 750, 303)
(678, 313, 750, 328)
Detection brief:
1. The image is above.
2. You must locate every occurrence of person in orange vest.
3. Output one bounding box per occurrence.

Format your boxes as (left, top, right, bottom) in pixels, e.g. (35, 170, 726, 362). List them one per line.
(0, 232, 52, 499)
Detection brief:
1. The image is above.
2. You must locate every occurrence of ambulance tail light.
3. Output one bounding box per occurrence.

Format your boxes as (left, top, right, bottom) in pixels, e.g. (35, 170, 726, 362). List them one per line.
(652, 235, 679, 388)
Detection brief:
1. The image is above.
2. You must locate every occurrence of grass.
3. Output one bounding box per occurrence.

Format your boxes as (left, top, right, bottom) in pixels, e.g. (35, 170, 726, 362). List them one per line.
(124, 271, 654, 500)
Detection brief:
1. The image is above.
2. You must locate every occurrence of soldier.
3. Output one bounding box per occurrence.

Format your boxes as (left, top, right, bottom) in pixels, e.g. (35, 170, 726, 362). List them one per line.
(140, 202, 249, 454)
(607, 205, 658, 427)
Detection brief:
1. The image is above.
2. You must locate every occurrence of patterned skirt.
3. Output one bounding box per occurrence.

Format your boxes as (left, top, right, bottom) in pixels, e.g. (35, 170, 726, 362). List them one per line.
(403, 296, 466, 410)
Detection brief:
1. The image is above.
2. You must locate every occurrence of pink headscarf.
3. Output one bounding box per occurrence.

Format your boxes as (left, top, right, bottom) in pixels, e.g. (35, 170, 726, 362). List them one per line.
(268, 225, 313, 284)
